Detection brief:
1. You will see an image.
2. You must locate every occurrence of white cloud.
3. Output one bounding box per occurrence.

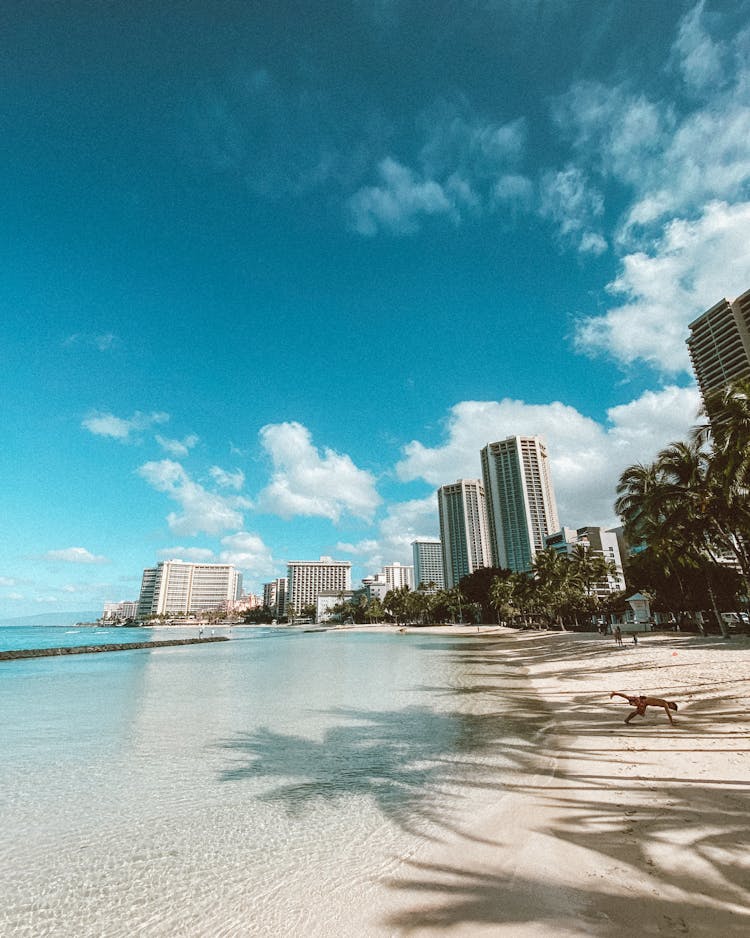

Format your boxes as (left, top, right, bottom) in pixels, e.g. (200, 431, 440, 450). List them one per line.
(257, 422, 381, 523)
(575, 200, 750, 371)
(0, 576, 18, 586)
(672, 0, 727, 95)
(396, 389, 701, 530)
(551, 69, 750, 242)
(539, 165, 606, 254)
(45, 547, 109, 565)
(82, 410, 169, 442)
(348, 157, 453, 235)
(64, 333, 120, 351)
(218, 532, 276, 578)
(377, 496, 440, 564)
(156, 434, 199, 457)
(493, 173, 533, 208)
(418, 107, 527, 180)
(336, 496, 439, 572)
(348, 107, 531, 236)
(156, 547, 216, 562)
(542, 5, 750, 371)
(137, 460, 251, 536)
(3, 592, 24, 601)
(551, 81, 670, 195)
(335, 539, 381, 557)
(209, 466, 246, 490)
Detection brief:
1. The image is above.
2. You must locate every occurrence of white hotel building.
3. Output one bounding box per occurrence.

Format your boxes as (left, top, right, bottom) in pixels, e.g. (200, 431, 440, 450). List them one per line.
(411, 539, 444, 590)
(136, 560, 242, 617)
(102, 600, 138, 620)
(382, 562, 414, 590)
(286, 556, 351, 613)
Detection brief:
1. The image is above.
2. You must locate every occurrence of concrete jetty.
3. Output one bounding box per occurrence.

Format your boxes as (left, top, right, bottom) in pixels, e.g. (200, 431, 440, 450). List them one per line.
(0, 636, 230, 661)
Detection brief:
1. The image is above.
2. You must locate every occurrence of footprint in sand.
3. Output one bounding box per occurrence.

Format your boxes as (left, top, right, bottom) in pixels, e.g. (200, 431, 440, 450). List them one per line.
(660, 913, 689, 934)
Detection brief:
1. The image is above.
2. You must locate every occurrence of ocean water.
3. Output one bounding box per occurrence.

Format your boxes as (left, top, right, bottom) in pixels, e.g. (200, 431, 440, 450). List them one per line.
(0, 624, 228, 653)
(0, 626, 515, 936)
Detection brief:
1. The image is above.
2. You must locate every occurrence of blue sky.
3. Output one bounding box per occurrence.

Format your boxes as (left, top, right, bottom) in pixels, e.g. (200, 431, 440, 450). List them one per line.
(3, 0, 750, 617)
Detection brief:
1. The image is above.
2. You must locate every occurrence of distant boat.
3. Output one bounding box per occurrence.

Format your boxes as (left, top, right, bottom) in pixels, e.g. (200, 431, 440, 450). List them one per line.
(303, 627, 328, 633)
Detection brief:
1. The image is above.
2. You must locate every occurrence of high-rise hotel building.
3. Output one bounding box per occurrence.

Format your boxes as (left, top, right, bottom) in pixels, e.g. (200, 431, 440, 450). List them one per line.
(286, 556, 351, 613)
(437, 480, 491, 588)
(411, 539, 444, 590)
(382, 562, 414, 590)
(263, 577, 288, 618)
(687, 288, 750, 420)
(481, 436, 559, 573)
(136, 560, 242, 617)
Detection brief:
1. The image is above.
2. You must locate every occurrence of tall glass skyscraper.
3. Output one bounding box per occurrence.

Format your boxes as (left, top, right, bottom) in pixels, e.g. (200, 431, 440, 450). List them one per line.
(480, 436, 559, 573)
(437, 480, 491, 588)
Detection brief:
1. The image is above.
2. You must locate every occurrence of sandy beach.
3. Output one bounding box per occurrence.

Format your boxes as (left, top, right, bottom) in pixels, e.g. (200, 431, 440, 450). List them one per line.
(361, 626, 750, 937)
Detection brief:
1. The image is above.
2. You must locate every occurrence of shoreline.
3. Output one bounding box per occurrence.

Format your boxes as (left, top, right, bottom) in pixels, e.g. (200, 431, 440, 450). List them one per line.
(381, 630, 750, 936)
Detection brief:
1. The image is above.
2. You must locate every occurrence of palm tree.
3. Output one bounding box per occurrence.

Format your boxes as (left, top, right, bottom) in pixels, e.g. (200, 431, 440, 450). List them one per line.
(406, 589, 431, 625)
(568, 543, 617, 626)
(654, 439, 736, 636)
(383, 585, 410, 625)
(532, 548, 579, 629)
(614, 462, 665, 548)
(615, 435, 744, 636)
(702, 380, 750, 588)
(489, 575, 517, 625)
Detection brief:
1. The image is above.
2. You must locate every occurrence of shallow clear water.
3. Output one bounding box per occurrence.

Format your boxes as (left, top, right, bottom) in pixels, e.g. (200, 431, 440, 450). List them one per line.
(0, 627, 513, 936)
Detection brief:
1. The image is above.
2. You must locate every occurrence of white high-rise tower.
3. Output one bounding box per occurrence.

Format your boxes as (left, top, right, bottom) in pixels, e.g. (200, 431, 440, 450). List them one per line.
(136, 560, 242, 617)
(286, 556, 351, 613)
(411, 539, 444, 590)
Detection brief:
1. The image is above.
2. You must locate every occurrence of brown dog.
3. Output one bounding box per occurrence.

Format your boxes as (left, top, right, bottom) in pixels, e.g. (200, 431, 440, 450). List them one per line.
(610, 691, 678, 725)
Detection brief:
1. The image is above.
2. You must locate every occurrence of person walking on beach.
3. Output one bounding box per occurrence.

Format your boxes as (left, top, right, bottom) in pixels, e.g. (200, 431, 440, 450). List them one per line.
(614, 625, 623, 646)
(610, 691, 678, 725)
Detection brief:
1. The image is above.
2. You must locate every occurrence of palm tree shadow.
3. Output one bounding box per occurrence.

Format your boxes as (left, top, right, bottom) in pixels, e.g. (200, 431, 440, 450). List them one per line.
(216, 702, 550, 835)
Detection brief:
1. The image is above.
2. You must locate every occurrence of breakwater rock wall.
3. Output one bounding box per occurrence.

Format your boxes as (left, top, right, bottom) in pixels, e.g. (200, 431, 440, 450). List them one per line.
(0, 636, 230, 661)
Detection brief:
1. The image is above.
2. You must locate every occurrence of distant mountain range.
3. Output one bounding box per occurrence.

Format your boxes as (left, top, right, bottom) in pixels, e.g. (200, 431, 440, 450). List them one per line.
(0, 611, 100, 628)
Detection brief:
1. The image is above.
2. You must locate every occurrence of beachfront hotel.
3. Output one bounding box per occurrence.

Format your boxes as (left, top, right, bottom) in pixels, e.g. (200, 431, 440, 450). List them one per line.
(545, 526, 626, 596)
(286, 556, 351, 613)
(101, 600, 138, 620)
(437, 479, 491, 588)
(263, 577, 288, 618)
(382, 562, 414, 590)
(687, 287, 750, 420)
(480, 435, 560, 573)
(411, 539, 444, 590)
(136, 560, 242, 617)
